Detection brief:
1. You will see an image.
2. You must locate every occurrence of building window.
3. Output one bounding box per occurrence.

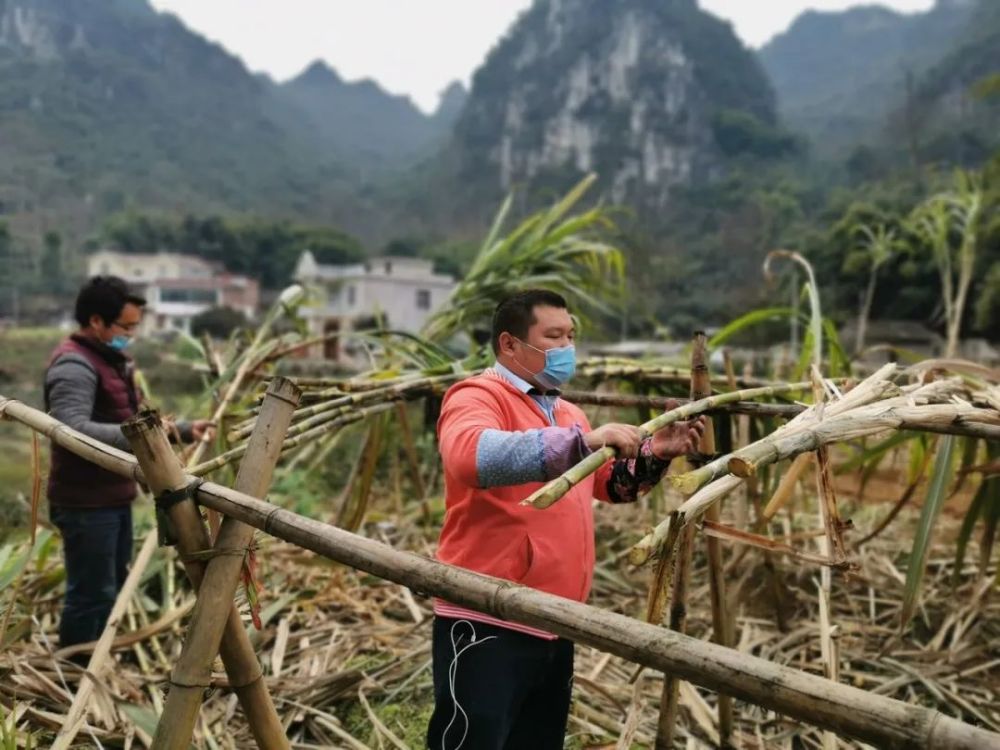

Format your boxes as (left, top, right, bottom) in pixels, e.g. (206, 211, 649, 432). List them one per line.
(160, 288, 217, 304)
(347, 285, 356, 307)
(416, 289, 431, 310)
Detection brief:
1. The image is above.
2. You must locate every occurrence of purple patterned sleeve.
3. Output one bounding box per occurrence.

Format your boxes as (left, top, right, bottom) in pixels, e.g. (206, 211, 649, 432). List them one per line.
(476, 425, 592, 488)
(541, 424, 592, 476)
(606, 438, 671, 504)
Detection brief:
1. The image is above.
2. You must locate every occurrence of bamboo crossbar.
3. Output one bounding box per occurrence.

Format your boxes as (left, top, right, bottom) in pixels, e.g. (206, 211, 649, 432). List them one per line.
(2, 395, 998, 749)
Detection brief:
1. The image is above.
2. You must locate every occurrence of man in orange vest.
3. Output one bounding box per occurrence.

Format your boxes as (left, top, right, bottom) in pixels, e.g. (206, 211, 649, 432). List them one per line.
(428, 289, 704, 749)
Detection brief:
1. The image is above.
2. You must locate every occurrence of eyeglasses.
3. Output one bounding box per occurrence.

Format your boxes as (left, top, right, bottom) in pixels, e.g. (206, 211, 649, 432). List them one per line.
(112, 320, 140, 334)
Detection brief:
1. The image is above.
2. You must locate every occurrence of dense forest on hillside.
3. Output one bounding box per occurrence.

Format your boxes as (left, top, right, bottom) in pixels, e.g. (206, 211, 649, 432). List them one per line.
(0, 0, 997, 341)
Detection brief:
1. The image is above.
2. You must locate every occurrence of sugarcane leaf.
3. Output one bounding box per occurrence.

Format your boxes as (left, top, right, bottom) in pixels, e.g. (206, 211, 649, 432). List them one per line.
(822, 317, 851, 377)
(949, 437, 981, 498)
(0, 530, 53, 590)
(836, 431, 915, 474)
(708, 307, 795, 349)
(906, 434, 929, 485)
(952, 478, 991, 587)
(980, 451, 1000, 579)
(901, 435, 956, 632)
(118, 702, 161, 741)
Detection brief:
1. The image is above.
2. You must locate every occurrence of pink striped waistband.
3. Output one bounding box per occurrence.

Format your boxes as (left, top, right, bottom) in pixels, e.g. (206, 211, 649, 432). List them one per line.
(432, 600, 557, 640)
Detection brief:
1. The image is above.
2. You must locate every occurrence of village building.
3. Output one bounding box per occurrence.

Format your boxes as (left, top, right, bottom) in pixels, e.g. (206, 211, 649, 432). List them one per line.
(293, 251, 455, 360)
(86, 249, 260, 334)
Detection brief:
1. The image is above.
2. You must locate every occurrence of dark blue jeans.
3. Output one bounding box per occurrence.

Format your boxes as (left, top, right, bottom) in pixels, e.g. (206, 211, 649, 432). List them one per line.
(50, 505, 134, 649)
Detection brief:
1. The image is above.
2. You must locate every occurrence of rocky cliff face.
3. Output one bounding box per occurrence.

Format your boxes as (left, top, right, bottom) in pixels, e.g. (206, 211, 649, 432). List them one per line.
(449, 0, 778, 209)
(759, 0, 978, 156)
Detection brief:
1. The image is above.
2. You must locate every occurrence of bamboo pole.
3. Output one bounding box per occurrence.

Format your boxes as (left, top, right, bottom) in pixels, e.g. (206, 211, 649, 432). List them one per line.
(2, 397, 1000, 749)
(691, 334, 734, 747)
(151, 377, 300, 750)
(121, 410, 289, 750)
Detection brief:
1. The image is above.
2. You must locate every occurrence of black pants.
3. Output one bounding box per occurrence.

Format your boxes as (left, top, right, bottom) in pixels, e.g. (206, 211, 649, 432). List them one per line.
(50, 505, 133, 649)
(426, 616, 574, 750)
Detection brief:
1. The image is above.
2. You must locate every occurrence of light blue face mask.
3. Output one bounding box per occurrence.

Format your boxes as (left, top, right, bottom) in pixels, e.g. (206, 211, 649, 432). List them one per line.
(515, 339, 577, 390)
(108, 335, 132, 351)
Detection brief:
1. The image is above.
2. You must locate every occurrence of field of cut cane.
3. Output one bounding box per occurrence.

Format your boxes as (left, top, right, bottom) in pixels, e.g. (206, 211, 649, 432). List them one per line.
(1, 494, 997, 748)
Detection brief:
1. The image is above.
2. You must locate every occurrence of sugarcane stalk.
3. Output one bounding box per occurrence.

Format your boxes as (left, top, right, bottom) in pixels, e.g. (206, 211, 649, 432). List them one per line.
(670, 370, 901, 495)
(762, 453, 813, 520)
(643, 512, 682, 625)
(395, 402, 429, 516)
(151, 377, 300, 750)
(521, 381, 816, 510)
(701, 520, 852, 568)
(190, 401, 396, 477)
(233, 373, 459, 441)
(630, 376, 986, 565)
(561, 389, 805, 418)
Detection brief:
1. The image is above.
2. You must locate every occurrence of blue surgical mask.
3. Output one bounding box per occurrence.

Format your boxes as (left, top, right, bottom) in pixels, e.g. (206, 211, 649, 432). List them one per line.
(515, 339, 576, 390)
(108, 335, 132, 351)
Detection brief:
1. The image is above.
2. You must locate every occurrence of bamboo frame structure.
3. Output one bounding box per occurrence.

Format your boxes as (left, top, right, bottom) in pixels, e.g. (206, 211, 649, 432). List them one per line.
(152, 377, 300, 749)
(122, 410, 289, 750)
(3, 395, 1000, 748)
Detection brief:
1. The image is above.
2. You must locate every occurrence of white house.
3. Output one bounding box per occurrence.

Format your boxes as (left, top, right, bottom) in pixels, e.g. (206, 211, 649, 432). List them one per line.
(293, 251, 455, 359)
(87, 250, 259, 335)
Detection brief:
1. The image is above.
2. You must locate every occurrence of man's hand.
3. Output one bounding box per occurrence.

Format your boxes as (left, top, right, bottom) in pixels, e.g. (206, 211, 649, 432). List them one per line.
(190, 420, 215, 442)
(584, 423, 643, 458)
(651, 413, 706, 461)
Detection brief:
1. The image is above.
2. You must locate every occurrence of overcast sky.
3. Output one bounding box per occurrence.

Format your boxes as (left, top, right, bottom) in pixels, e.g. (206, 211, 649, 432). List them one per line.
(148, 0, 936, 113)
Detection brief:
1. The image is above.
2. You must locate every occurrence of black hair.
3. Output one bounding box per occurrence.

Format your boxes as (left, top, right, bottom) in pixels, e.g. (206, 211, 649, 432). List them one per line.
(491, 289, 568, 354)
(74, 276, 146, 328)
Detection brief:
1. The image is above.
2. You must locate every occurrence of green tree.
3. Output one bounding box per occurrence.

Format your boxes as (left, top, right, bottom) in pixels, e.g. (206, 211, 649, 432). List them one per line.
(909, 171, 985, 357)
(191, 306, 247, 339)
(421, 174, 624, 343)
(845, 223, 905, 355)
(40, 231, 65, 294)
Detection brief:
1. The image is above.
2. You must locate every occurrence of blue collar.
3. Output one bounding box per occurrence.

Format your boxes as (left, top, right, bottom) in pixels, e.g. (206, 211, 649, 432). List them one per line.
(494, 361, 534, 394)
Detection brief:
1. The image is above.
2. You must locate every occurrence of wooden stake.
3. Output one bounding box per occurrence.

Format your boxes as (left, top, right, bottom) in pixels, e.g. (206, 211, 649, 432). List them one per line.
(656, 522, 696, 749)
(691, 333, 735, 747)
(121, 410, 290, 750)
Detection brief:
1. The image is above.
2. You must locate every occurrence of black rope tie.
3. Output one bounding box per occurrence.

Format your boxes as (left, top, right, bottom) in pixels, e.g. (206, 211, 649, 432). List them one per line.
(154, 480, 202, 547)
